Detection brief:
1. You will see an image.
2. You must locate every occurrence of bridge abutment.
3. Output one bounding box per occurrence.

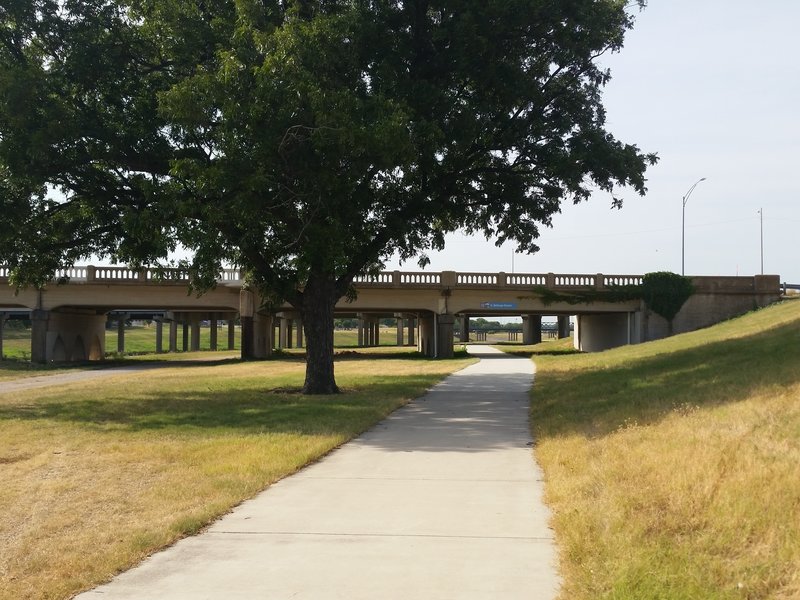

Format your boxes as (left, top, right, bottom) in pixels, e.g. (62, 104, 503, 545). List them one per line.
(574, 312, 643, 352)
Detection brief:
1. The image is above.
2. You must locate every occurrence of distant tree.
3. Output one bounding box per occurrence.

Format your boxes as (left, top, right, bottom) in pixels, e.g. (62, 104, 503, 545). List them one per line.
(0, 0, 656, 393)
(334, 318, 358, 329)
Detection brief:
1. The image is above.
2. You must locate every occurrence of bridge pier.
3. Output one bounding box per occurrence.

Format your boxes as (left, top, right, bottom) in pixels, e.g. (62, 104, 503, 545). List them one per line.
(0, 312, 8, 359)
(416, 313, 455, 358)
(418, 315, 434, 357)
(115, 313, 129, 354)
(190, 317, 201, 352)
(30, 309, 106, 363)
(251, 313, 274, 358)
(437, 314, 455, 358)
(557, 316, 571, 339)
(458, 316, 470, 343)
(154, 318, 164, 353)
(295, 318, 303, 349)
(395, 314, 404, 346)
(169, 319, 178, 352)
(522, 315, 542, 345)
(210, 316, 218, 350)
(407, 317, 415, 346)
(228, 319, 236, 350)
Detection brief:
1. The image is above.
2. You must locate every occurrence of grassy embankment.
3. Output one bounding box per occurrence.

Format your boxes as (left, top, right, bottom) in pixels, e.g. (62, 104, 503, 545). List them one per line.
(527, 300, 800, 599)
(0, 351, 474, 600)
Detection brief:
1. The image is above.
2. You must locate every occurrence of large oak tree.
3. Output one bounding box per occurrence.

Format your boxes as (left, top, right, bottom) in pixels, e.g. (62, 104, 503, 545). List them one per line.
(0, 0, 656, 393)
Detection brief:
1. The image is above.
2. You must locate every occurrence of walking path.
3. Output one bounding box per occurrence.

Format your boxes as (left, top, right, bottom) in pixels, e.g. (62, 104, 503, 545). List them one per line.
(0, 355, 238, 395)
(0, 364, 165, 395)
(75, 345, 560, 599)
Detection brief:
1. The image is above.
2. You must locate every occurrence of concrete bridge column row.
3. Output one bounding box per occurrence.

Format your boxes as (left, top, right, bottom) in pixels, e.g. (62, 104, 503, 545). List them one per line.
(239, 309, 306, 360)
(113, 312, 238, 355)
(357, 315, 381, 347)
(394, 315, 416, 347)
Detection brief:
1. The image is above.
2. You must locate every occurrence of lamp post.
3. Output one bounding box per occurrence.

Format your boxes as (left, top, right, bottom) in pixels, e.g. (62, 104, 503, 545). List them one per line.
(681, 177, 707, 276)
(759, 208, 764, 275)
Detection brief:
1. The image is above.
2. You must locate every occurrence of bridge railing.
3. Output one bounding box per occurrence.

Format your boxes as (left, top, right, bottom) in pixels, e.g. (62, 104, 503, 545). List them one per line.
(1, 265, 645, 292)
(1, 265, 242, 285)
(0, 265, 781, 296)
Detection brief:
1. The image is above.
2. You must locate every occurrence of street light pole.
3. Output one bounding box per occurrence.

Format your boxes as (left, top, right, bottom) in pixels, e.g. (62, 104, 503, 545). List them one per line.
(759, 208, 764, 275)
(681, 177, 707, 276)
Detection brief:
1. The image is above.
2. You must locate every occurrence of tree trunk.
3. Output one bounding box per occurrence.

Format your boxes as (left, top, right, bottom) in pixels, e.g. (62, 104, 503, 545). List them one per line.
(300, 273, 339, 394)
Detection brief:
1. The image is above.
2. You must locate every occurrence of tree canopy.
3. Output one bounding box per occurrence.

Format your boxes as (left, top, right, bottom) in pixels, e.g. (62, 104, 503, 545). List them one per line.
(0, 0, 656, 392)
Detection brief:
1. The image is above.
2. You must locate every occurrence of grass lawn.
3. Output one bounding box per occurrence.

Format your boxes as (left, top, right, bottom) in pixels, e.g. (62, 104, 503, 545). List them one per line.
(0, 352, 474, 600)
(531, 300, 800, 599)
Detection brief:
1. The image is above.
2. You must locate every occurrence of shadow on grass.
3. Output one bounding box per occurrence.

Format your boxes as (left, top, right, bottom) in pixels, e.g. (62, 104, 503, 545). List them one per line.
(502, 348, 582, 358)
(0, 373, 448, 437)
(531, 319, 800, 440)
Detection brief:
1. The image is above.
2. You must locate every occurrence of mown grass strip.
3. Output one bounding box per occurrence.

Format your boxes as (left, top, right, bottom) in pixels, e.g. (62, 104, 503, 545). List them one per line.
(0, 353, 474, 600)
(530, 300, 800, 599)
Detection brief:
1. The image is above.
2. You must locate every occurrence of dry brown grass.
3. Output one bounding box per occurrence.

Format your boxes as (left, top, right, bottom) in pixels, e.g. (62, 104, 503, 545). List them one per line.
(531, 300, 800, 599)
(0, 353, 473, 600)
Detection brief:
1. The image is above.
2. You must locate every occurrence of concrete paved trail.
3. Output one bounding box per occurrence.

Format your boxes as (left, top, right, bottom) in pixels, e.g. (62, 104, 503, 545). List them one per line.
(76, 345, 560, 600)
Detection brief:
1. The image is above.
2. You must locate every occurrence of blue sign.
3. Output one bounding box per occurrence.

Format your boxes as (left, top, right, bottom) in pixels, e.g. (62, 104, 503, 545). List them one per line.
(480, 302, 518, 310)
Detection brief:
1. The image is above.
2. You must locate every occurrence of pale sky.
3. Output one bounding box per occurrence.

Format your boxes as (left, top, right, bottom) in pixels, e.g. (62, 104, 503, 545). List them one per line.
(385, 0, 800, 284)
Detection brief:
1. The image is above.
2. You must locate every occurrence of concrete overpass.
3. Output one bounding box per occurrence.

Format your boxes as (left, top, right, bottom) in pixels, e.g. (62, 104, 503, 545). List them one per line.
(0, 265, 781, 362)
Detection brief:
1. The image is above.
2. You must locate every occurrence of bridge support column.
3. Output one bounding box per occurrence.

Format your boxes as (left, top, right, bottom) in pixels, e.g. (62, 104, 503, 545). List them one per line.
(0, 312, 8, 360)
(181, 321, 189, 351)
(295, 318, 303, 349)
(407, 318, 415, 346)
(557, 316, 571, 339)
(252, 313, 274, 358)
(228, 319, 236, 350)
(458, 316, 470, 343)
(357, 316, 365, 347)
(31, 309, 106, 363)
(373, 319, 380, 346)
(155, 318, 164, 353)
(168, 319, 178, 353)
(394, 314, 404, 346)
(522, 315, 542, 345)
(190, 317, 201, 352)
(437, 314, 455, 358)
(210, 316, 218, 351)
(418, 314, 435, 357)
(116, 313, 129, 354)
(240, 317, 254, 359)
